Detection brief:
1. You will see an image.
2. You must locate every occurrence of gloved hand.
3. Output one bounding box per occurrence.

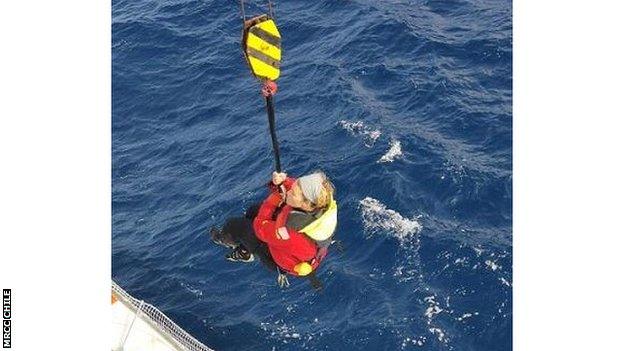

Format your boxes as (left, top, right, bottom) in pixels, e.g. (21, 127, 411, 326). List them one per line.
(272, 171, 287, 186)
(272, 171, 287, 203)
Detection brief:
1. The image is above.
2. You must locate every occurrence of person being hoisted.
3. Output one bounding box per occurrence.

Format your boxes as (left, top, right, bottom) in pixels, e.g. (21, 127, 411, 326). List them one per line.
(256, 170, 337, 274)
(211, 170, 338, 288)
(210, 6, 338, 288)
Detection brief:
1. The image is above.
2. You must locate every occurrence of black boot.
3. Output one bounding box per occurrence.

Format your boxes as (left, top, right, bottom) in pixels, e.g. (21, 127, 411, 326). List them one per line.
(210, 227, 237, 249)
(226, 246, 254, 263)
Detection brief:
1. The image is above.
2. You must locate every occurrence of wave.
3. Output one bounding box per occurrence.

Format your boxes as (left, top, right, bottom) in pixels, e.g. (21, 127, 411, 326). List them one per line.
(339, 120, 381, 147)
(378, 139, 403, 163)
(359, 197, 422, 241)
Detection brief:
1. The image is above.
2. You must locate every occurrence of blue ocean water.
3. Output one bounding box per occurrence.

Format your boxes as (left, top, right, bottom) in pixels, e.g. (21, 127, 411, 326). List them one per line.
(112, 0, 512, 350)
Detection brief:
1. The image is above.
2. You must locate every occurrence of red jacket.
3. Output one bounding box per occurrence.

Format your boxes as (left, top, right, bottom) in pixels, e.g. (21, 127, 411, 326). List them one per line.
(253, 177, 318, 275)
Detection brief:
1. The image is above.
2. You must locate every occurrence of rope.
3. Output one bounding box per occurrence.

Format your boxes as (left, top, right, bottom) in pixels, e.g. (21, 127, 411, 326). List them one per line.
(238, 0, 291, 288)
(268, 0, 274, 18)
(239, 0, 246, 22)
(239, 0, 275, 21)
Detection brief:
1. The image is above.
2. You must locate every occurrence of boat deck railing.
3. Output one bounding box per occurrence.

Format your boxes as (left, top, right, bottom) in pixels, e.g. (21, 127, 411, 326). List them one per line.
(112, 281, 214, 351)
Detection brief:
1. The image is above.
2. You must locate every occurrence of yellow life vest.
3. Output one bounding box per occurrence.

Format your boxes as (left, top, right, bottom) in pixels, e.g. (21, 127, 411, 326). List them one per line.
(300, 200, 338, 241)
(292, 200, 338, 276)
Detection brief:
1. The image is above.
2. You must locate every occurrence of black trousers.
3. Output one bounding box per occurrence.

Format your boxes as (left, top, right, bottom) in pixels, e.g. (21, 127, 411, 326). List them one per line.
(217, 204, 278, 272)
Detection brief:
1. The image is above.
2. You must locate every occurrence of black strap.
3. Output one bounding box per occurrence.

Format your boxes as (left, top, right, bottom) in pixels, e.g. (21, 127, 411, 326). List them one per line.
(265, 95, 281, 172)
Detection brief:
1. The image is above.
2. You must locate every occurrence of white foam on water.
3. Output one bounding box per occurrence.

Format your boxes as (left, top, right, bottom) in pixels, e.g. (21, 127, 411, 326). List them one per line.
(457, 313, 472, 321)
(180, 282, 203, 297)
(378, 139, 403, 163)
(423, 295, 449, 344)
(499, 277, 512, 287)
(260, 321, 305, 342)
(473, 246, 484, 256)
(417, 336, 426, 346)
(402, 336, 427, 348)
(285, 304, 297, 313)
(485, 260, 501, 271)
(339, 120, 382, 147)
(425, 304, 443, 319)
(360, 197, 424, 284)
(366, 129, 382, 142)
(359, 197, 422, 241)
(454, 257, 467, 264)
(429, 328, 446, 342)
(339, 120, 364, 133)
(456, 312, 478, 321)
(424, 296, 443, 319)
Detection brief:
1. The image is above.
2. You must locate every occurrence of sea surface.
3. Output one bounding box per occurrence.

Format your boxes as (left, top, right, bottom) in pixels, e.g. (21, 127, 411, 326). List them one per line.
(112, 0, 512, 350)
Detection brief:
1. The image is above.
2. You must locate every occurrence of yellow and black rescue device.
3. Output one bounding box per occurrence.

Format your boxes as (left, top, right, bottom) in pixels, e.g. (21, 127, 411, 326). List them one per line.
(241, 14, 281, 81)
(240, 3, 283, 173)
